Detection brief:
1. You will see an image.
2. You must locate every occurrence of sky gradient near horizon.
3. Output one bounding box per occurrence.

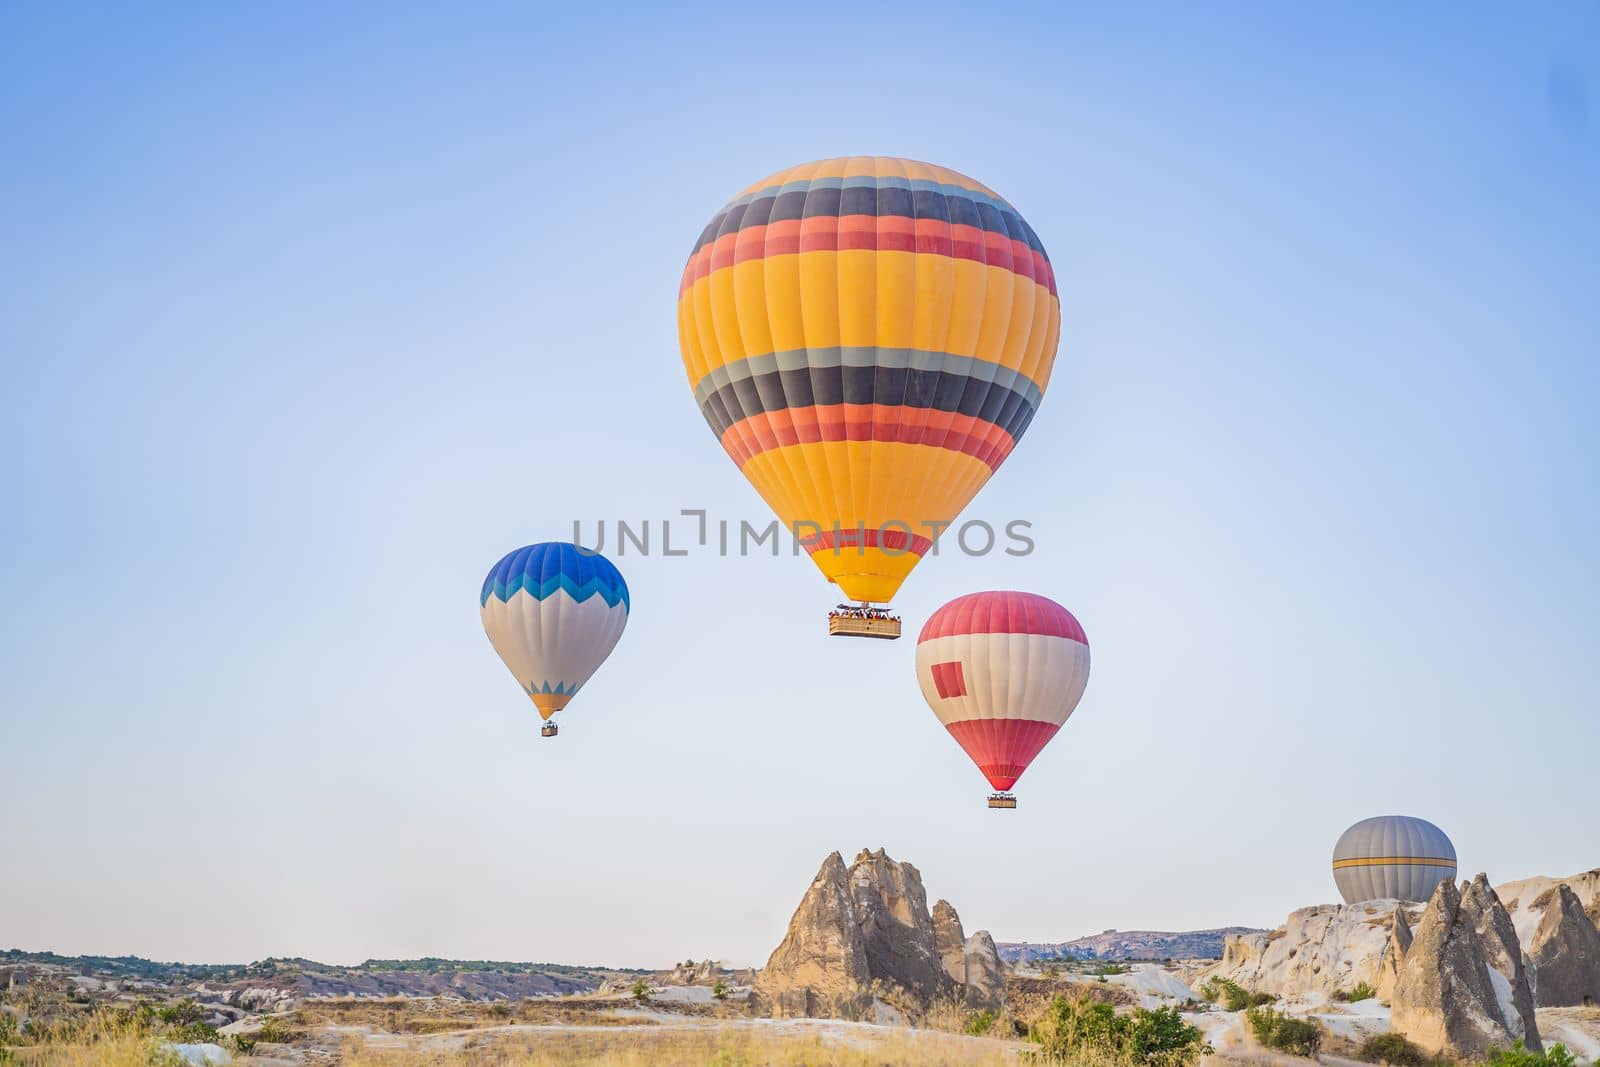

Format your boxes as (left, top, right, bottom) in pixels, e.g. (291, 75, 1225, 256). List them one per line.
(2, 3, 1597, 969)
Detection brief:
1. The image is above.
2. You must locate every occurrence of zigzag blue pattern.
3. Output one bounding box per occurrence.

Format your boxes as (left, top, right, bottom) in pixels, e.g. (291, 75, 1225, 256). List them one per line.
(480, 542, 630, 611)
(524, 679, 577, 696)
(487, 572, 628, 609)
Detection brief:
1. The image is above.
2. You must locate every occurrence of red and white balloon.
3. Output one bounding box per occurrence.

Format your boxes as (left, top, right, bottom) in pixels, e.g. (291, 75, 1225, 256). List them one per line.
(915, 591, 1090, 801)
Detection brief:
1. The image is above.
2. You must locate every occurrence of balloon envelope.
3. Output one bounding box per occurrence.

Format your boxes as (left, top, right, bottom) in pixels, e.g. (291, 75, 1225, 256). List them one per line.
(480, 543, 630, 721)
(1332, 815, 1456, 903)
(915, 591, 1089, 791)
(678, 157, 1060, 604)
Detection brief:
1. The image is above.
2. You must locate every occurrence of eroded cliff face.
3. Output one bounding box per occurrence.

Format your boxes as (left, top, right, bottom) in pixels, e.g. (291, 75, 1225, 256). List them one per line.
(750, 848, 1004, 1021)
(933, 900, 967, 986)
(1525, 883, 1600, 1008)
(1498, 871, 1600, 948)
(748, 851, 873, 1020)
(1206, 870, 1600, 1016)
(1457, 874, 1540, 1049)
(1390, 878, 1532, 1060)
(963, 930, 1006, 1011)
(1375, 905, 1412, 1005)
(1202, 901, 1416, 997)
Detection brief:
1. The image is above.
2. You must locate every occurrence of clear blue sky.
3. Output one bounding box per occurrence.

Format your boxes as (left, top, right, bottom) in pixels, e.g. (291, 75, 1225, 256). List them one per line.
(2, 3, 1595, 969)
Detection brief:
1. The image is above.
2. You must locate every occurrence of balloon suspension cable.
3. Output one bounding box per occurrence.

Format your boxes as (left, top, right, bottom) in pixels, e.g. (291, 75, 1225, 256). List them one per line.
(987, 793, 1017, 810)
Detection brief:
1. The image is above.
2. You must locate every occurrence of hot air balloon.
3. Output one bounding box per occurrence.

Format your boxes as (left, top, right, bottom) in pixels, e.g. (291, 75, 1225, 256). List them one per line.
(1332, 816, 1457, 903)
(915, 591, 1089, 808)
(677, 158, 1061, 638)
(479, 543, 629, 738)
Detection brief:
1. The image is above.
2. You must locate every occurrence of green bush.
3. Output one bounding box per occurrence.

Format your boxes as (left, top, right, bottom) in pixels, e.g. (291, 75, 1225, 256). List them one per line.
(1245, 1006, 1320, 1056)
(712, 978, 730, 1002)
(1482, 1041, 1577, 1067)
(1090, 963, 1133, 976)
(254, 1016, 301, 1044)
(1198, 977, 1274, 1012)
(156, 999, 204, 1026)
(966, 1008, 997, 1036)
(630, 980, 652, 1003)
(1334, 981, 1378, 1003)
(1029, 995, 1210, 1066)
(1357, 1033, 1429, 1066)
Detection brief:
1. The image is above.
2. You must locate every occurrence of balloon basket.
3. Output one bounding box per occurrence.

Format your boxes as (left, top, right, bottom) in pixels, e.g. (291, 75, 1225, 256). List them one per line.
(987, 793, 1017, 810)
(827, 606, 902, 640)
(540, 722, 559, 738)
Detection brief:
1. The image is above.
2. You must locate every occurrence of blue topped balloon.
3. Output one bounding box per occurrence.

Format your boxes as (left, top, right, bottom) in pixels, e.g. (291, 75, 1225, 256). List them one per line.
(480, 543, 630, 737)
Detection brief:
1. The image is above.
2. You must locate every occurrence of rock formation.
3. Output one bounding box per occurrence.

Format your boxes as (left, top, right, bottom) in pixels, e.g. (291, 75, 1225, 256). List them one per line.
(750, 848, 1001, 1021)
(749, 851, 873, 1019)
(1497, 870, 1600, 949)
(1202, 901, 1417, 997)
(1391, 878, 1525, 1059)
(1458, 874, 1540, 1049)
(1525, 883, 1600, 1008)
(1375, 904, 1412, 1005)
(932, 900, 968, 986)
(963, 930, 1006, 1010)
(847, 848, 958, 1012)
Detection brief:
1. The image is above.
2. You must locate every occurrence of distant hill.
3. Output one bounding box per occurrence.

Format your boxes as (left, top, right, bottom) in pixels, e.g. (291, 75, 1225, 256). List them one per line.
(998, 927, 1264, 962)
(0, 949, 639, 1002)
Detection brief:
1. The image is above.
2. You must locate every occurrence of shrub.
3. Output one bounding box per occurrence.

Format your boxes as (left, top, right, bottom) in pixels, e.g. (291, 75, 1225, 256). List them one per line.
(1091, 963, 1132, 976)
(1358, 1032, 1430, 1066)
(630, 980, 652, 1003)
(1126, 1005, 1212, 1067)
(1482, 1041, 1577, 1067)
(156, 999, 204, 1026)
(1334, 982, 1378, 1003)
(1030, 995, 1210, 1066)
(966, 1009, 996, 1036)
(1198, 977, 1273, 1012)
(1245, 1006, 1320, 1056)
(712, 979, 730, 1002)
(255, 1016, 301, 1044)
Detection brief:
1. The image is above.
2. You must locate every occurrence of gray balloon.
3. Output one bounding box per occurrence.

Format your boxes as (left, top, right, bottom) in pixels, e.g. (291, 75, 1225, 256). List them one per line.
(1332, 815, 1456, 903)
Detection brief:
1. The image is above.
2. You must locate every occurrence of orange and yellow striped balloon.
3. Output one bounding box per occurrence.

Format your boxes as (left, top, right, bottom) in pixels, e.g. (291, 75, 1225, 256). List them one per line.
(677, 157, 1060, 604)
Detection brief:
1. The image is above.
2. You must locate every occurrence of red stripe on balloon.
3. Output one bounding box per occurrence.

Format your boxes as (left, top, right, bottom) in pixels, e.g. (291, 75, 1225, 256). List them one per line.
(804, 526, 934, 557)
(918, 590, 1087, 643)
(719, 404, 1017, 471)
(944, 718, 1061, 792)
(678, 219, 1057, 297)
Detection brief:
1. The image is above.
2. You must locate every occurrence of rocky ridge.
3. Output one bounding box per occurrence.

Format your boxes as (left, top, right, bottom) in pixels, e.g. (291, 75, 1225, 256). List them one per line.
(750, 848, 1006, 1022)
(999, 927, 1263, 963)
(1205, 869, 1600, 1060)
(1206, 900, 1418, 997)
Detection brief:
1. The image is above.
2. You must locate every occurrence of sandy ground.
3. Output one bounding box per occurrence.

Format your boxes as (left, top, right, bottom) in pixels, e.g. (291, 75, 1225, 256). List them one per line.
(1541, 1007, 1600, 1063)
(232, 966, 1600, 1065)
(267, 1012, 1030, 1065)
